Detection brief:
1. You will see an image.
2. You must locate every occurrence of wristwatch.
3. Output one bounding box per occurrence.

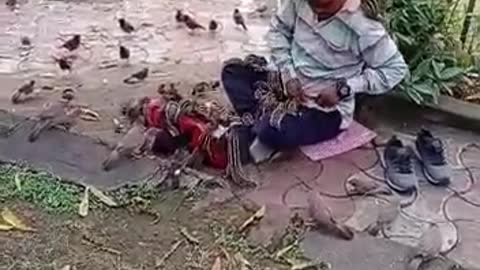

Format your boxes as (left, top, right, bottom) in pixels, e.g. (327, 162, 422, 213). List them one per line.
(336, 79, 351, 100)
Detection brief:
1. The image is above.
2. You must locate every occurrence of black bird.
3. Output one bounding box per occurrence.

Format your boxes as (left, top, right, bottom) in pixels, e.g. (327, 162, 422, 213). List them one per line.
(233, 9, 247, 30)
(184, 15, 205, 31)
(6, 0, 16, 8)
(119, 45, 130, 60)
(118, 18, 135, 33)
(11, 80, 35, 104)
(57, 57, 72, 71)
(61, 35, 81, 51)
(123, 68, 149, 84)
(21, 36, 31, 46)
(209, 19, 219, 32)
(175, 10, 186, 23)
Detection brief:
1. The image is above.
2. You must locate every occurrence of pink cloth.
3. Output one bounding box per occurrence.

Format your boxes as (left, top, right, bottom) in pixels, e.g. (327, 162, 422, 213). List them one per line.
(300, 121, 376, 161)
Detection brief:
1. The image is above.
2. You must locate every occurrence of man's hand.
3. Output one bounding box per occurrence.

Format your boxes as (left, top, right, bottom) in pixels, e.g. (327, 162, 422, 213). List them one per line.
(314, 87, 339, 108)
(285, 78, 304, 100)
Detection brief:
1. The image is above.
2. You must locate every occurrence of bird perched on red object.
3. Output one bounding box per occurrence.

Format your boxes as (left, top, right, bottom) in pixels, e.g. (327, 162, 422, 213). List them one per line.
(11, 80, 35, 104)
(61, 35, 81, 51)
(233, 9, 247, 30)
(118, 18, 135, 33)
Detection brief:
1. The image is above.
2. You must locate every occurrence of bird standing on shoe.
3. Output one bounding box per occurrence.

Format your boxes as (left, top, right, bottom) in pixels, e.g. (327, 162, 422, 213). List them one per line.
(233, 9, 247, 30)
(61, 35, 81, 51)
(118, 18, 135, 33)
(11, 80, 35, 104)
(123, 68, 149, 84)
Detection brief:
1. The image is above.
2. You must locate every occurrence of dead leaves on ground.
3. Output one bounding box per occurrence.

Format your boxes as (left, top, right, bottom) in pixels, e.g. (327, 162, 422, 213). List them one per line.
(238, 205, 266, 233)
(78, 185, 119, 217)
(0, 207, 35, 232)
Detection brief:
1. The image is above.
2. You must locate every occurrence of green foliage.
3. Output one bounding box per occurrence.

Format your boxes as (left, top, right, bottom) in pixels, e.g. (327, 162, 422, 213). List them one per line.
(386, 0, 474, 104)
(0, 165, 80, 214)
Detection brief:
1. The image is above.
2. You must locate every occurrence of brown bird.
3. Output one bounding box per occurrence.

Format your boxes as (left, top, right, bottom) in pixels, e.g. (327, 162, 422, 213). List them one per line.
(118, 18, 135, 33)
(123, 68, 149, 84)
(209, 19, 219, 32)
(28, 91, 77, 142)
(348, 178, 392, 196)
(175, 10, 186, 23)
(119, 45, 130, 60)
(233, 9, 247, 30)
(307, 192, 354, 240)
(11, 80, 35, 104)
(183, 15, 205, 31)
(61, 35, 81, 51)
(102, 120, 147, 171)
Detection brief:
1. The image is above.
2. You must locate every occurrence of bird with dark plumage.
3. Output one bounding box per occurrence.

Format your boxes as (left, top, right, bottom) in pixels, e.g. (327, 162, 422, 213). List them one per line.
(56, 57, 72, 71)
(6, 0, 16, 8)
(183, 15, 205, 32)
(21, 36, 31, 46)
(11, 80, 35, 104)
(233, 9, 247, 30)
(118, 18, 135, 33)
(123, 68, 149, 84)
(119, 45, 130, 60)
(208, 19, 219, 32)
(62, 35, 81, 51)
(175, 10, 186, 23)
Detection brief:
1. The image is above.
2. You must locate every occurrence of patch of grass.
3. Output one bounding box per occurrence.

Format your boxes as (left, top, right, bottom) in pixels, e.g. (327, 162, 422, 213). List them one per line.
(0, 164, 80, 214)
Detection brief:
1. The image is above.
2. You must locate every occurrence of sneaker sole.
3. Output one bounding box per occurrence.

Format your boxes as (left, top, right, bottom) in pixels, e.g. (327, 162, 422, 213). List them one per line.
(385, 173, 415, 194)
(422, 166, 450, 186)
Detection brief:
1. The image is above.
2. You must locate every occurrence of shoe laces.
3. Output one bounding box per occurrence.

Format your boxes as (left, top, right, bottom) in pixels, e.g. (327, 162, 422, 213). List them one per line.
(392, 148, 413, 174)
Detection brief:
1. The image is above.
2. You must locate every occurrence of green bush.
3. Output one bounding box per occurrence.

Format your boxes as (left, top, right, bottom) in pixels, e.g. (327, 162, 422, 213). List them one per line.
(386, 0, 475, 104)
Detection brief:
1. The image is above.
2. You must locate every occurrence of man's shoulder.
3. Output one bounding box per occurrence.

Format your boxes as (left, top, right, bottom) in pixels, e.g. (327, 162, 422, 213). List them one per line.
(337, 10, 387, 38)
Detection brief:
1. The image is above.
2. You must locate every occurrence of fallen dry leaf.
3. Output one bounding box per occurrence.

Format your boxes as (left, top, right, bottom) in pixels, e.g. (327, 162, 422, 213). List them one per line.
(14, 172, 22, 191)
(238, 205, 266, 232)
(155, 240, 184, 268)
(78, 187, 89, 217)
(275, 242, 296, 260)
(0, 223, 14, 231)
(291, 261, 329, 270)
(234, 252, 251, 270)
(89, 185, 118, 207)
(211, 256, 223, 270)
(1, 208, 35, 232)
(180, 227, 199, 245)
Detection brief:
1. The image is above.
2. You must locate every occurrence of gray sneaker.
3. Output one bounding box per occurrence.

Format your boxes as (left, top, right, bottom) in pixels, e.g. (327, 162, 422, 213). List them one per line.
(416, 129, 451, 186)
(384, 136, 417, 194)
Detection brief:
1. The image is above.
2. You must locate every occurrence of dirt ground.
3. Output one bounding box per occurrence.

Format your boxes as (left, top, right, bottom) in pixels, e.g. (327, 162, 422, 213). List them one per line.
(0, 192, 300, 270)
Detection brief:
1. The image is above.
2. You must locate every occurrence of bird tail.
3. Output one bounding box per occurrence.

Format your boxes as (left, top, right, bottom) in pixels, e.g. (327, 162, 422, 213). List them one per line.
(102, 150, 120, 171)
(28, 120, 50, 142)
(123, 77, 135, 84)
(11, 91, 22, 104)
(241, 23, 248, 31)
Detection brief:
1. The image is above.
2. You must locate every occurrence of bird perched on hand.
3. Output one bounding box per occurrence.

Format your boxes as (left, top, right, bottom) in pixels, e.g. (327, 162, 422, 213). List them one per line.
(28, 89, 78, 142)
(118, 18, 135, 33)
(123, 68, 149, 84)
(233, 9, 247, 30)
(61, 35, 81, 51)
(183, 15, 205, 32)
(307, 192, 354, 240)
(208, 19, 219, 32)
(119, 45, 130, 61)
(102, 120, 148, 171)
(11, 80, 35, 104)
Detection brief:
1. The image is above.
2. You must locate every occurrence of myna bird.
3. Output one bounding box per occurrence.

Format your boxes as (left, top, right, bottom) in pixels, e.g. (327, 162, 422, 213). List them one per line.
(123, 68, 149, 84)
(118, 18, 135, 33)
(11, 80, 35, 104)
(119, 45, 130, 61)
(233, 9, 247, 30)
(61, 35, 81, 51)
(183, 15, 205, 32)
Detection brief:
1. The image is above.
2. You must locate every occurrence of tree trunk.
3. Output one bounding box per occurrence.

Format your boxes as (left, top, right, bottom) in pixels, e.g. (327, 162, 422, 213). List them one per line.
(460, 0, 478, 47)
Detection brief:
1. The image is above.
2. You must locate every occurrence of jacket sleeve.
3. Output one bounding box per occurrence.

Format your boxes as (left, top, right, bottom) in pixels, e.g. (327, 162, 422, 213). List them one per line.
(266, 0, 298, 79)
(347, 32, 408, 95)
